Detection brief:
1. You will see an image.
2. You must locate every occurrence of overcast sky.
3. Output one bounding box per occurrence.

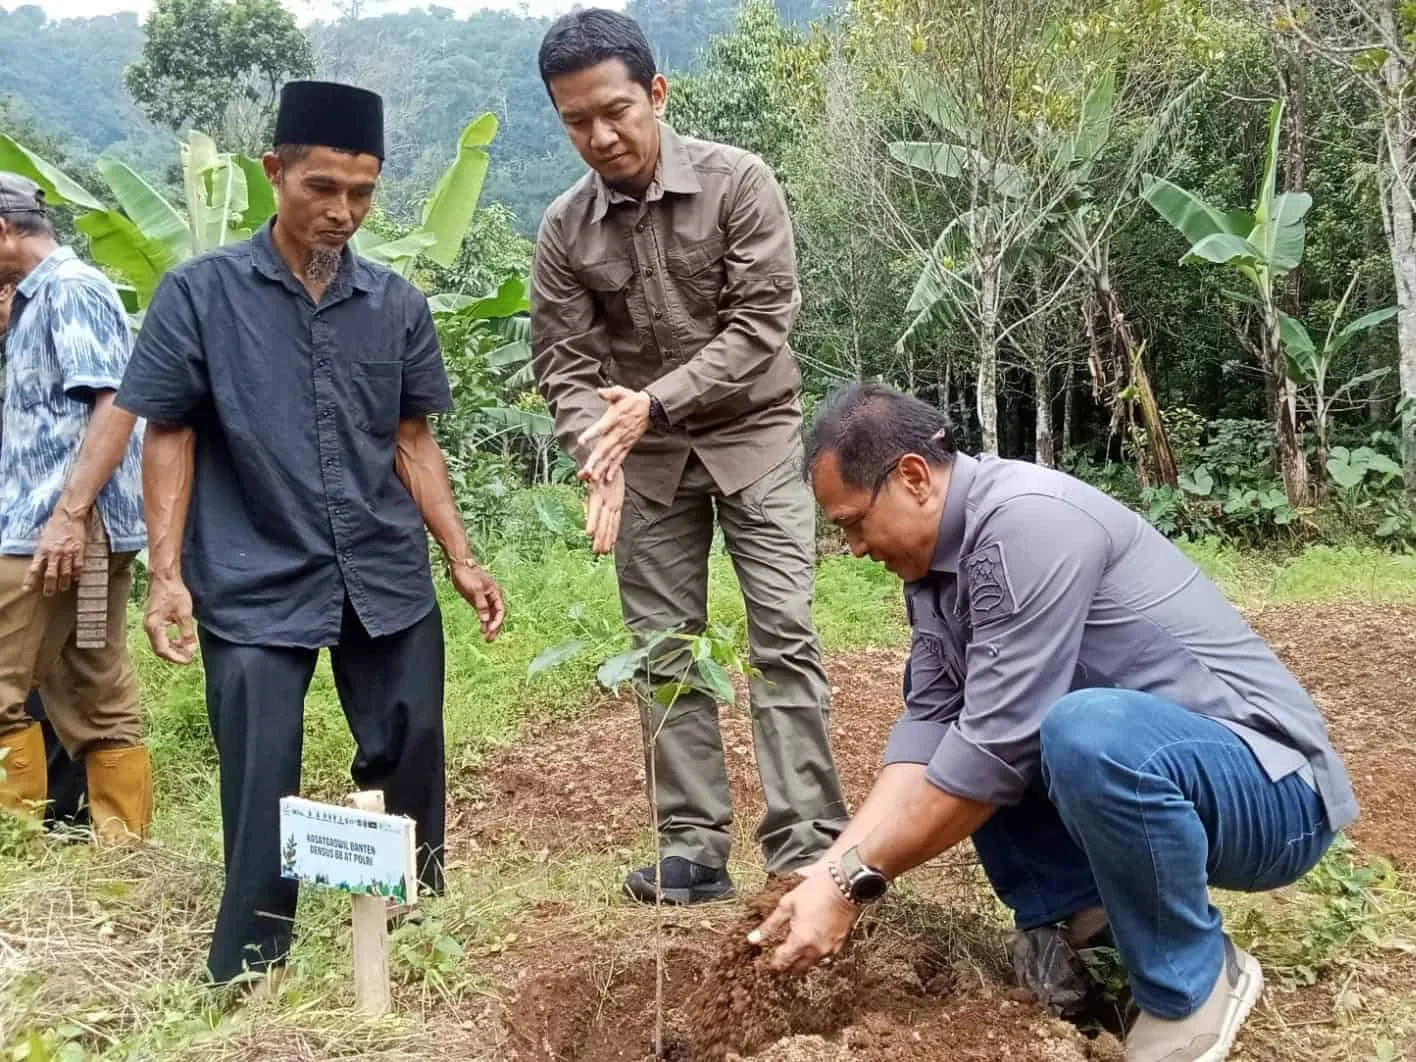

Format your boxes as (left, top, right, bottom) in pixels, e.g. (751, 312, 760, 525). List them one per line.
(29, 0, 623, 23)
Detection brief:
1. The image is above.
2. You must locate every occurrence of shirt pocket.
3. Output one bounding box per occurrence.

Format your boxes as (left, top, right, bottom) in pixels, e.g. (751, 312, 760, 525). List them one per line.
(582, 257, 646, 335)
(665, 234, 726, 313)
(351, 360, 403, 437)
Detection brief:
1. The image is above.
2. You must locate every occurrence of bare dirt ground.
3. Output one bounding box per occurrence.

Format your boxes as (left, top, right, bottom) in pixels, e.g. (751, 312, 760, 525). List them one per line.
(455, 605, 1416, 1062)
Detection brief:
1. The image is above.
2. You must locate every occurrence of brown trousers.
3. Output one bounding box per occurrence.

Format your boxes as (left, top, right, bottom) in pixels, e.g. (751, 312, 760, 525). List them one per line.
(0, 549, 141, 758)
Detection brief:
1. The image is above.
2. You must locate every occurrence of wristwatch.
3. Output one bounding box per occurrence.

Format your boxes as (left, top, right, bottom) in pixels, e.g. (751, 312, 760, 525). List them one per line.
(829, 846, 890, 905)
(648, 394, 670, 431)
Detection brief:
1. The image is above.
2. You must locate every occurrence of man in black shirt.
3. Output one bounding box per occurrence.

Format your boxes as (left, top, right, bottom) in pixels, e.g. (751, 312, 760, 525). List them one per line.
(117, 81, 506, 985)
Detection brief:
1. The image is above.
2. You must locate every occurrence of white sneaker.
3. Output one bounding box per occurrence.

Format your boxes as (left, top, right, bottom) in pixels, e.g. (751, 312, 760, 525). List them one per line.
(1125, 936, 1263, 1062)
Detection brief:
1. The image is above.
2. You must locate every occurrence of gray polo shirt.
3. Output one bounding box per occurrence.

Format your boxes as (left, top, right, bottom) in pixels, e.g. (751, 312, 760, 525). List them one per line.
(885, 453, 1358, 831)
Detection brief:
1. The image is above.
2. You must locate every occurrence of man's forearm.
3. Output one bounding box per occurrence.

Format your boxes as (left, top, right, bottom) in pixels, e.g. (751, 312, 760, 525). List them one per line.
(855, 774, 996, 881)
(56, 392, 138, 517)
(395, 419, 474, 564)
(815, 763, 929, 865)
(142, 422, 195, 580)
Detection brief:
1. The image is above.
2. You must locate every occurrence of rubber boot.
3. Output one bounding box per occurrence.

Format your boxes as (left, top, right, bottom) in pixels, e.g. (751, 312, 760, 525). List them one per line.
(85, 744, 153, 843)
(0, 723, 48, 818)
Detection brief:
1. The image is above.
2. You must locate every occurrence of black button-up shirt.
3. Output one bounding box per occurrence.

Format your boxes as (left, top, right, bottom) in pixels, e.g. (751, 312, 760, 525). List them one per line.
(117, 222, 453, 648)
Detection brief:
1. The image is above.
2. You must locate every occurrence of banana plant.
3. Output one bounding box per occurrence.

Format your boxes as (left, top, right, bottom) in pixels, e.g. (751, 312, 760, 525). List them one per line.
(1278, 270, 1396, 483)
(0, 112, 500, 310)
(1141, 99, 1312, 506)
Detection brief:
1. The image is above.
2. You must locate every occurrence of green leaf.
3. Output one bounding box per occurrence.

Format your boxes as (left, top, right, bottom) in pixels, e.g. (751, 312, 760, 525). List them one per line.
(527, 639, 588, 677)
(1278, 311, 1315, 356)
(0, 135, 104, 210)
(487, 339, 531, 370)
(1338, 306, 1399, 340)
(97, 155, 190, 258)
(1375, 516, 1402, 538)
(697, 658, 736, 704)
(1178, 466, 1214, 496)
(888, 142, 1029, 197)
(1265, 192, 1311, 272)
(1327, 454, 1366, 491)
(902, 71, 968, 138)
(234, 155, 276, 231)
(76, 210, 176, 307)
(357, 231, 437, 271)
(597, 647, 647, 690)
(1072, 64, 1116, 162)
(1184, 233, 1262, 267)
(1139, 175, 1236, 245)
(419, 112, 498, 267)
(464, 275, 530, 319)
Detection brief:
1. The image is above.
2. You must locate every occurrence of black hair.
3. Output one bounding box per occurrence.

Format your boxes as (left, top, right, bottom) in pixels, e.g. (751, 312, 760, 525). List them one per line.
(803, 382, 957, 489)
(538, 8, 657, 101)
(272, 144, 381, 171)
(0, 209, 55, 239)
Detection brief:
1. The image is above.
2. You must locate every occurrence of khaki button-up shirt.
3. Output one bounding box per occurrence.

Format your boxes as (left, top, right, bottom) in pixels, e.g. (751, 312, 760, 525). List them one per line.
(530, 124, 804, 505)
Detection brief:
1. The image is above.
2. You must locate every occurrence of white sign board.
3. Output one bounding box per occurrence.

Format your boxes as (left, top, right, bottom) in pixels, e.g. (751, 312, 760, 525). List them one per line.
(279, 796, 417, 903)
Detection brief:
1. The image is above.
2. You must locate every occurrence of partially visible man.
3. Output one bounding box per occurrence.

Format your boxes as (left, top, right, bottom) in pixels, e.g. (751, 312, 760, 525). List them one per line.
(752, 384, 1357, 1062)
(1, 277, 92, 831)
(117, 81, 506, 986)
(0, 173, 149, 841)
(531, 9, 847, 903)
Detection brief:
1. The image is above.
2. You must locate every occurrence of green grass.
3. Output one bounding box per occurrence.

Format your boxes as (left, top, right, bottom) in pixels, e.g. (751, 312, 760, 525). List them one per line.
(1181, 539, 1416, 609)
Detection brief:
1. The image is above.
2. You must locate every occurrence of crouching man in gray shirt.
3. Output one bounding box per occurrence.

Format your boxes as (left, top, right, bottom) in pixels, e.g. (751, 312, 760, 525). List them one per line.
(751, 384, 1356, 1062)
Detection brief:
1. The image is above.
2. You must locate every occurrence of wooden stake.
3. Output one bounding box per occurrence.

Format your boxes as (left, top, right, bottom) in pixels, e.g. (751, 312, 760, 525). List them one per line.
(74, 510, 109, 649)
(348, 790, 392, 1015)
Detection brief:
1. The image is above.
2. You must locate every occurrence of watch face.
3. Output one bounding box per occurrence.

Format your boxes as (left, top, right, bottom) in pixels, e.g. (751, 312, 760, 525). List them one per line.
(853, 871, 889, 902)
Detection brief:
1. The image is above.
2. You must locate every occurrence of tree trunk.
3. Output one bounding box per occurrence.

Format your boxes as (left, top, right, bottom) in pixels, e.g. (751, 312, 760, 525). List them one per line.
(1094, 269, 1178, 486)
(1034, 361, 1055, 467)
(977, 256, 1001, 454)
(1265, 304, 1311, 505)
(1061, 358, 1076, 458)
(1377, 9, 1416, 489)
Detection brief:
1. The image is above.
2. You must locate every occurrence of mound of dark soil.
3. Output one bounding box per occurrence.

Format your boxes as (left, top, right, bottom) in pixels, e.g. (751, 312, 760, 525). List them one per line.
(502, 878, 1122, 1062)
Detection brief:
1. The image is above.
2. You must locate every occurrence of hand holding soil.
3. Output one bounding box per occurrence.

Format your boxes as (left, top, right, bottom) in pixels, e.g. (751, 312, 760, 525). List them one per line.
(748, 870, 862, 974)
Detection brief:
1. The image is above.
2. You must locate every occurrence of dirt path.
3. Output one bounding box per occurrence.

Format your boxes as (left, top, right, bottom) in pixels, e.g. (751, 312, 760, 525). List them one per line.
(455, 604, 1416, 1062)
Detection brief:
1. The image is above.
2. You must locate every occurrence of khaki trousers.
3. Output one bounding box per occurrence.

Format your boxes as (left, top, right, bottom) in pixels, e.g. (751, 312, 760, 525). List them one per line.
(615, 440, 848, 873)
(0, 549, 142, 758)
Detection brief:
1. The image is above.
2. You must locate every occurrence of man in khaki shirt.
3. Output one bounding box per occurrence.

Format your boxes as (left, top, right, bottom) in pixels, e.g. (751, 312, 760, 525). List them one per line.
(532, 8, 847, 903)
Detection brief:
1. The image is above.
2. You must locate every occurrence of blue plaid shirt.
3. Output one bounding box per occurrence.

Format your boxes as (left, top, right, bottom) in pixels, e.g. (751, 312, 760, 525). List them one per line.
(0, 247, 145, 555)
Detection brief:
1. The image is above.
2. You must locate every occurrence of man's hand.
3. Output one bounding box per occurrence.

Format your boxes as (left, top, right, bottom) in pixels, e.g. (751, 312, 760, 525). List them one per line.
(747, 870, 863, 975)
(451, 558, 506, 642)
(0, 283, 14, 335)
(145, 574, 197, 664)
(578, 386, 651, 485)
(585, 468, 625, 556)
(24, 505, 89, 595)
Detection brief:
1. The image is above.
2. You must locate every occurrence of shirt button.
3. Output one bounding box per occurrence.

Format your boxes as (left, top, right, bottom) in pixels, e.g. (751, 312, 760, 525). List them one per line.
(636, 222, 646, 232)
(654, 309, 664, 320)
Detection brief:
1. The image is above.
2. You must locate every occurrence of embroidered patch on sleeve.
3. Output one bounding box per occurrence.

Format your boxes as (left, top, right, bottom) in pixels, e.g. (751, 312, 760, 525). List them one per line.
(963, 542, 1017, 620)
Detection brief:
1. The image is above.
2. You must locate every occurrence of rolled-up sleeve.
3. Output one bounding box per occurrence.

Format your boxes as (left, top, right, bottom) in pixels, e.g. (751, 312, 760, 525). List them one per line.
(117, 272, 209, 426)
(883, 622, 964, 766)
(401, 290, 453, 418)
(530, 212, 608, 467)
(644, 156, 800, 424)
(924, 497, 1110, 805)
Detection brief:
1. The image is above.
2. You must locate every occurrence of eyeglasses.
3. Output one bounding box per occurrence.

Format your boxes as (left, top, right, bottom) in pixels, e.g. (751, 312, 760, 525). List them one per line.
(869, 456, 904, 503)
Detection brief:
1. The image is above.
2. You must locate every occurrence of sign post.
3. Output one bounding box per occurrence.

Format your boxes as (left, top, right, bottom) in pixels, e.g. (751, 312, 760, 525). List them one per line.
(278, 791, 418, 1014)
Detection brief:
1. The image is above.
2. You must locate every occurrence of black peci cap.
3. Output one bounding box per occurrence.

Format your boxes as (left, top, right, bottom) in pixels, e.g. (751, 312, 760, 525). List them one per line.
(273, 80, 385, 161)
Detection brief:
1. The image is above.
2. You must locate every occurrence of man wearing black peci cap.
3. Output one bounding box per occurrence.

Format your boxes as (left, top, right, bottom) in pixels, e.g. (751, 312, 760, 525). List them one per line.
(117, 80, 507, 986)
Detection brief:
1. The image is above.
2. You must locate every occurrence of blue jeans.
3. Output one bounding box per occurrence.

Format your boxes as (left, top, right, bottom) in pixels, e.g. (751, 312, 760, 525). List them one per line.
(970, 688, 1335, 1019)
